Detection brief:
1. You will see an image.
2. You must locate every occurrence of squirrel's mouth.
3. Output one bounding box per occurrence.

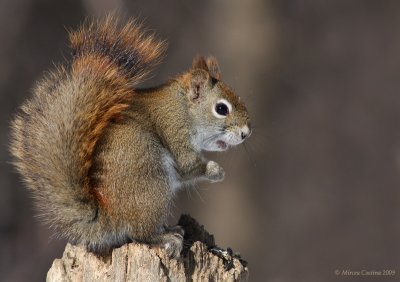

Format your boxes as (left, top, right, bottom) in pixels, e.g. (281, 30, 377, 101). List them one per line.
(216, 140, 228, 150)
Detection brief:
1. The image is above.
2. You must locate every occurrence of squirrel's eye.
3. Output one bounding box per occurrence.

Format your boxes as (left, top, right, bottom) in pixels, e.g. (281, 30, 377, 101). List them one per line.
(212, 99, 232, 119)
(215, 103, 229, 116)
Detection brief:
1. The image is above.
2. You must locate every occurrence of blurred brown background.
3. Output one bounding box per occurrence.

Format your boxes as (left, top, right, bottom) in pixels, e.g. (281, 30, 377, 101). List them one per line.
(1, 0, 400, 281)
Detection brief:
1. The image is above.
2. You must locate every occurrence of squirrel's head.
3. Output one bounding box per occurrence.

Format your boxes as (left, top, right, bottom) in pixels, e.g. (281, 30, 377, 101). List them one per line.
(185, 56, 251, 152)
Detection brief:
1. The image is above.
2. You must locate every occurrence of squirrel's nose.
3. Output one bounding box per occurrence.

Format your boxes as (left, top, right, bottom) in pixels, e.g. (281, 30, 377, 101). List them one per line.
(240, 124, 251, 140)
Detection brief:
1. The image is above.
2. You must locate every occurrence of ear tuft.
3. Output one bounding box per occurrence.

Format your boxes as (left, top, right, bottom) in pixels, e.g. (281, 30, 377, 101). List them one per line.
(189, 69, 210, 101)
(206, 56, 221, 80)
(192, 56, 209, 72)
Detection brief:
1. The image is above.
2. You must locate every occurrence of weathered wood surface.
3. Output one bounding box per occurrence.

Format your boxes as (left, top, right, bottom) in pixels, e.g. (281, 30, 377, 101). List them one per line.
(47, 215, 248, 282)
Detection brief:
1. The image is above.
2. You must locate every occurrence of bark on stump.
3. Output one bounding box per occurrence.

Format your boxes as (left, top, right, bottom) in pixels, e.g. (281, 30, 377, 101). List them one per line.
(47, 215, 249, 281)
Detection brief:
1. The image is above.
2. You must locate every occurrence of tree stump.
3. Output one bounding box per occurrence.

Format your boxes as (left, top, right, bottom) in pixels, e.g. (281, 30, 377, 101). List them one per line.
(46, 215, 249, 281)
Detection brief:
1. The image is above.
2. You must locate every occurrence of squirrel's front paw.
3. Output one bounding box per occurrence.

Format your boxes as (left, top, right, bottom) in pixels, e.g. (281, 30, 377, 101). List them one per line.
(206, 161, 225, 182)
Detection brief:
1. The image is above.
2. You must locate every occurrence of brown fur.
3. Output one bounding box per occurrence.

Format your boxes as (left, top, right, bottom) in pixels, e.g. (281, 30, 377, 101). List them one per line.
(206, 56, 221, 80)
(10, 16, 166, 251)
(10, 16, 250, 256)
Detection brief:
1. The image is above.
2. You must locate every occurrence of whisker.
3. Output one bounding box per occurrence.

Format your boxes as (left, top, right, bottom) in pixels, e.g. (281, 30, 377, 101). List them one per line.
(192, 183, 205, 203)
(224, 149, 236, 171)
(185, 184, 192, 200)
(242, 142, 257, 168)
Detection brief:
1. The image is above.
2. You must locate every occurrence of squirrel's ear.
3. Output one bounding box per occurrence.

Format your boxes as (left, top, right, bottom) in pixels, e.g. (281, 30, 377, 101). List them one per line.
(189, 69, 210, 102)
(192, 56, 209, 72)
(206, 56, 221, 80)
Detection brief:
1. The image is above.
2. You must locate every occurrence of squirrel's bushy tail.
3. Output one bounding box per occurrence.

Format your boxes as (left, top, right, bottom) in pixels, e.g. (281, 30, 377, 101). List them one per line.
(10, 16, 165, 245)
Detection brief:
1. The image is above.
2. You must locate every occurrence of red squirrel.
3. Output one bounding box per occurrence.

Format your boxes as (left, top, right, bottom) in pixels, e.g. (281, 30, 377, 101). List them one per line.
(10, 15, 251, 257)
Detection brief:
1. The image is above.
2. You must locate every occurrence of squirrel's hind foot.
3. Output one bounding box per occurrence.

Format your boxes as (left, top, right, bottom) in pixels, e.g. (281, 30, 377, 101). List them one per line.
(154, 225, 184, 258)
